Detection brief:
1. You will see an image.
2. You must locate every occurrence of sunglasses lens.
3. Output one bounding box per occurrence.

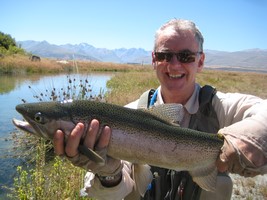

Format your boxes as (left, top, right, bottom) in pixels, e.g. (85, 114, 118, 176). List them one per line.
(155, 52, 173, 62)
(178, 52, 196, 63)
(155, 53, 166, 61)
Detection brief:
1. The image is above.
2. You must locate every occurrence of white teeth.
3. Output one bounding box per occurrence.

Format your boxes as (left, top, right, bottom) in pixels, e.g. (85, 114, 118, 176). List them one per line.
(169, 74, 184, 78)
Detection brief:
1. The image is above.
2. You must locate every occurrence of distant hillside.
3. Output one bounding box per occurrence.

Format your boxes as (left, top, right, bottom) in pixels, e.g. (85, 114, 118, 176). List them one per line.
(205, 49, 267, 70)
(18, 40, 267, 70)
(18, 40, 151, 64)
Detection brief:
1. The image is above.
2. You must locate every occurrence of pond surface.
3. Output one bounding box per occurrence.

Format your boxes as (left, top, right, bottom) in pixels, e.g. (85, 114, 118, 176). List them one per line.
(0, 73, 112, 198)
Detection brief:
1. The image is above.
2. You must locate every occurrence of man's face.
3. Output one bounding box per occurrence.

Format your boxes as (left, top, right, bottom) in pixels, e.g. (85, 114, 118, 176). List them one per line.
(152, 30, 205, 101)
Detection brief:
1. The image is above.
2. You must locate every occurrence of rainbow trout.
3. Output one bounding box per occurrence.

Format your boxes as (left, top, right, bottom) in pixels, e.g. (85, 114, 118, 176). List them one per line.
(13, 100, 224, 192)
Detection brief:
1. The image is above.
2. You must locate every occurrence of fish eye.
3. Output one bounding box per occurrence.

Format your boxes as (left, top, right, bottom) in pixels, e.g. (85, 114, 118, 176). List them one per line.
(34, 112, 46, 124)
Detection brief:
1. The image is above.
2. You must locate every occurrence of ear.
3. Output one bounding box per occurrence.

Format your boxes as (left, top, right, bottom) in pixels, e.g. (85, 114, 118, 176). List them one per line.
(197, 53, 205, 73)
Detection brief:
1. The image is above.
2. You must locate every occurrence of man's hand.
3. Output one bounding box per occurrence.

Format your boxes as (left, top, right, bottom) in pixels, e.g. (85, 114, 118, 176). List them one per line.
(216, 137, 261, 177)
(53, 119, 122, 177)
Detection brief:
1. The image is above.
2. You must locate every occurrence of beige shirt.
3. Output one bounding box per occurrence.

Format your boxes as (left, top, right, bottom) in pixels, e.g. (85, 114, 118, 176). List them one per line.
(81, 83, 267, 200)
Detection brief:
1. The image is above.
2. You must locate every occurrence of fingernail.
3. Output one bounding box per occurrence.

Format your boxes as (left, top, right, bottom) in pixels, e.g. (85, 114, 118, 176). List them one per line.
(78, 123, 85, 129)
(90, 120, 98, 129)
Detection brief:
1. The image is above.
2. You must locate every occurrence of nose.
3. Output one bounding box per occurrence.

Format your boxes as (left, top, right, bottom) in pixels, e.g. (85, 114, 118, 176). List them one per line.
(167, 55, 183, 71)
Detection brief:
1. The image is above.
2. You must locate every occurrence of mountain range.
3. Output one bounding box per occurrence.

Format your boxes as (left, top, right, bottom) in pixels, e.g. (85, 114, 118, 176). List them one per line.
(18, 40, 267, 71)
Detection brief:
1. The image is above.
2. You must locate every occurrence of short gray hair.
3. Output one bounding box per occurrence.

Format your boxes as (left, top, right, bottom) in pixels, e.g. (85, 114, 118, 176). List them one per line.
(154, 19, 204, 52)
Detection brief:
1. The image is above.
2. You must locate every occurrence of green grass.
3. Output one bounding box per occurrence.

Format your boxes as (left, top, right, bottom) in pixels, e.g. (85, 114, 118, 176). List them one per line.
(10, 143, 87, 200)
(106, 69, 267, 105)
(197, 70, 267, 98)
(106, 71, 159, 105)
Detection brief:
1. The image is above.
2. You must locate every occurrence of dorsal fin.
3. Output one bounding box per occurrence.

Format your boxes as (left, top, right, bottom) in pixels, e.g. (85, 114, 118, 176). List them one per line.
(144, 104, 184, 125)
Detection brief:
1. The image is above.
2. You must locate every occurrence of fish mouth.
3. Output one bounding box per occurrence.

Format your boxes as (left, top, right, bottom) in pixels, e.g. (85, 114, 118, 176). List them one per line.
(168, 73, 185, 79)
(12, 118, 49, 139)
(12, 118, 36, 135)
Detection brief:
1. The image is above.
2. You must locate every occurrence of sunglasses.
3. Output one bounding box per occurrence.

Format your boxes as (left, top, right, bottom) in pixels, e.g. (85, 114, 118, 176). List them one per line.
(154, 50, 202, 63)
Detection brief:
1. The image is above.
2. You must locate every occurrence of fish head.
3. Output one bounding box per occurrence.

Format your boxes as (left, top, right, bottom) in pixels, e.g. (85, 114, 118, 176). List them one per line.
(13, 101, 76, 140)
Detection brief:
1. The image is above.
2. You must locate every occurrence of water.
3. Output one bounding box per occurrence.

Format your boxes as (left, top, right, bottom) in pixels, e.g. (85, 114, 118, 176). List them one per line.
(0, 73, 112, 198)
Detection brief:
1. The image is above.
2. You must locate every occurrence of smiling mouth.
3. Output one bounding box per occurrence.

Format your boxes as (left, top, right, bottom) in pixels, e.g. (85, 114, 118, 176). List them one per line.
(168, 74, 185, 79)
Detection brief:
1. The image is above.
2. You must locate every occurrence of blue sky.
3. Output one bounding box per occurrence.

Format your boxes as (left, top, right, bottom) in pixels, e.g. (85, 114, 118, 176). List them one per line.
(1, 0, 267, 51)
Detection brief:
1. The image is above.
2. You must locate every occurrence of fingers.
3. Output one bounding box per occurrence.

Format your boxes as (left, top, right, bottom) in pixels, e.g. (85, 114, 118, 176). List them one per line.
(216, 156, 229, 173)
(53, 130, 65, 156)
(97, 126, 111, 149)
(65, 123, 85, 157)
(84, 119, 111, 149)
(54, 119, 111, 158)
(216, 137, 233, 173)
(84, 119, 99, 149)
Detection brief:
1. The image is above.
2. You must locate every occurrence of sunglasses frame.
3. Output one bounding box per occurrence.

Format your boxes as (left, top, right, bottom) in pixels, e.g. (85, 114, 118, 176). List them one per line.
(154, 50, 202, 63)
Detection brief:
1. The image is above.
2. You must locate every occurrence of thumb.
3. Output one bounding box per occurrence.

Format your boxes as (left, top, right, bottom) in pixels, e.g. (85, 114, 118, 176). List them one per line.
(216, 154, 229, 172)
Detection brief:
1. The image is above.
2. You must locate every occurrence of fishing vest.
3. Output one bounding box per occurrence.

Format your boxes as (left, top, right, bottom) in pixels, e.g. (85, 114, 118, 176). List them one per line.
(137, 85, 226, 200)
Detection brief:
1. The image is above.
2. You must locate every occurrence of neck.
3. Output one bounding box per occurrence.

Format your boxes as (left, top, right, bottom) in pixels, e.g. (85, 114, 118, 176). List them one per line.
(160, 85, 195, 105)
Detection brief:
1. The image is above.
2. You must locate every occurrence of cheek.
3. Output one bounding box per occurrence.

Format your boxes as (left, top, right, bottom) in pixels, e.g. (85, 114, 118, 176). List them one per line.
(154, 62, 167, 71)
(155, 68, 161, 78)
(155, 67, 165, 83)
(191, 62, 202, 72)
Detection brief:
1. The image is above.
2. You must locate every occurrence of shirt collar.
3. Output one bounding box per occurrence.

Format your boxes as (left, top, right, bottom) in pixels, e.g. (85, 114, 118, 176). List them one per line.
(156, 84, 200, 114)
(184, 84, 200, 114)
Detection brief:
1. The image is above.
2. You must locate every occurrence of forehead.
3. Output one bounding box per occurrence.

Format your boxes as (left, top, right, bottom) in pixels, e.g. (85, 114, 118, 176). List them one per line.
(156, 29, 198, 52)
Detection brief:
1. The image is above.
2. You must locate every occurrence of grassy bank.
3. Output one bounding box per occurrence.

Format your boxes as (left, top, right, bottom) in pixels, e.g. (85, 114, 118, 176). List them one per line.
(0, 54, 150, 75)
(106, 69, 267, 105)
(197, 70, 267, 99)
(8, 68, 267, 199)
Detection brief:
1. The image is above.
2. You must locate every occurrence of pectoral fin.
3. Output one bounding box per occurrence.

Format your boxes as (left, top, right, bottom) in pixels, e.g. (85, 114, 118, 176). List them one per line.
(78, 145, 105, 164)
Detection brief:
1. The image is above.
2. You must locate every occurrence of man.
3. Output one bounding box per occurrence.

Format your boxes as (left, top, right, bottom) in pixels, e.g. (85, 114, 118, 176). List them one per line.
(53, 19, 267, 199)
